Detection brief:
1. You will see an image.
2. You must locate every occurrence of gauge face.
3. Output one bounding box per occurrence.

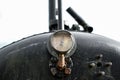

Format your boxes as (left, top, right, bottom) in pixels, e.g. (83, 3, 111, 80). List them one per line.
(51, 31, 73, 52)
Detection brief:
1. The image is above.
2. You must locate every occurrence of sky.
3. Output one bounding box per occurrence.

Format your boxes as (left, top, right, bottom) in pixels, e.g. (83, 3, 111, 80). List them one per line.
(0, 0, 120, 48)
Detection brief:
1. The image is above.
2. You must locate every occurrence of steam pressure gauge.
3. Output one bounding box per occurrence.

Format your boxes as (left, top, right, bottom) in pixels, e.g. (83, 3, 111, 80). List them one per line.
(47, 30, 76, 57)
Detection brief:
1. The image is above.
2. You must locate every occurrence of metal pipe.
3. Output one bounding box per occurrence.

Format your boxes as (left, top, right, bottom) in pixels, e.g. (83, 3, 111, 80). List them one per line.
(66, 7, 88, 31)
(49, 0, 56, 31)
(58, 0, 63, 30)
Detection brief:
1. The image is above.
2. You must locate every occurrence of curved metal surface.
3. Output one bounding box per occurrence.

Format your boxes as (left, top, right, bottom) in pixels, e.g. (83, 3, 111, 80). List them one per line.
(0, 31, 120, 80)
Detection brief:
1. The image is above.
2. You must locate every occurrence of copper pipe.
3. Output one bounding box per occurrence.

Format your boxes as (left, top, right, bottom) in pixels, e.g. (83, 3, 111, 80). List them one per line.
(57, 54, 66, 70)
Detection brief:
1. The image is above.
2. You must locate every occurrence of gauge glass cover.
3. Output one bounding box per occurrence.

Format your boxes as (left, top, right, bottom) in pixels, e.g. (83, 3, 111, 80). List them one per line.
(51, 31, 73, 52)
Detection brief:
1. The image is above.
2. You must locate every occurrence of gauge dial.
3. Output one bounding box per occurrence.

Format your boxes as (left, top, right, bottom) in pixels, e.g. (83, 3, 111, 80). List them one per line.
(51, 31, 73, 52)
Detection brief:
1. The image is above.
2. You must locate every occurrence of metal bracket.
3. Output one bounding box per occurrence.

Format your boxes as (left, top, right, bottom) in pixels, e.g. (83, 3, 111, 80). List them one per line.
(49, 56, 73, 78)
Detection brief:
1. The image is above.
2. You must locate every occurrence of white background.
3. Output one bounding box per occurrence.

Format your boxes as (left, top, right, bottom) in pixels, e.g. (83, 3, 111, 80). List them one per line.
(0, 0, 120, 47)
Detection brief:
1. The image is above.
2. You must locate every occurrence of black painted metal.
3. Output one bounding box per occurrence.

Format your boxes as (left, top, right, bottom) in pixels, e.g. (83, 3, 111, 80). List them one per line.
(49, 0, 63, 31)
(0, 32, 120, 80)
(58, 0, 63, 30)
(66, 7, 93, 32)
(49, 0, 57, 31)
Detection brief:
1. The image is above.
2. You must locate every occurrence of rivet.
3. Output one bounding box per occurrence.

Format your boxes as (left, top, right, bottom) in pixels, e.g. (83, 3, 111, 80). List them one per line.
(89, 63, 96, 68)
(104, 62, 112, 67)
(96, 71, 105, 77)
(50, 68, 57, 76)
(65, 68, 71, 75)
(51, 57, 57, 63)
(95, 54, 103, 60)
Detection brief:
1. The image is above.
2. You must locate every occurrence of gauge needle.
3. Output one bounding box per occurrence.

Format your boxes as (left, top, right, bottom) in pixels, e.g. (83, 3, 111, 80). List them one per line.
(60, 40, 64, 46)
